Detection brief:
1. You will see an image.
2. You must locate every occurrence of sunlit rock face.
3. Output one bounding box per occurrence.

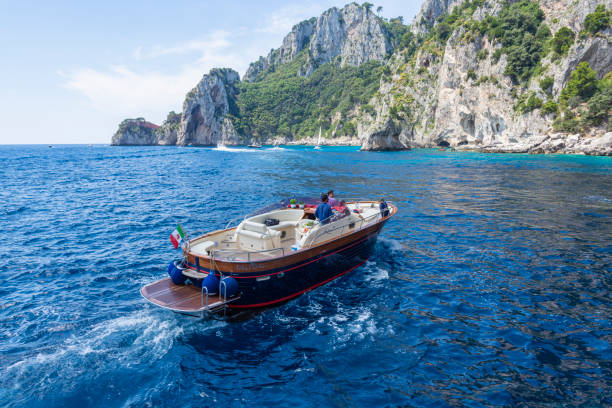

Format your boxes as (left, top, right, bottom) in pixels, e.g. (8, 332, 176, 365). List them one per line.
(244, 3, 390, 81)
(178, 68, 241, 146)
(359, 0, 612, 154)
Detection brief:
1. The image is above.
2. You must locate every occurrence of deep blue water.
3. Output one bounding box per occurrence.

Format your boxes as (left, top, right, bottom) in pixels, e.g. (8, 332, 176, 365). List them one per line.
(1, 145, 611, 407)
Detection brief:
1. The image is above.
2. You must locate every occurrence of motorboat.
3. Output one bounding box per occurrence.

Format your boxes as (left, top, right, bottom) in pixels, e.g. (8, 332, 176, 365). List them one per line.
(247, 143, 262, 148)
(141, 198, 397, 316)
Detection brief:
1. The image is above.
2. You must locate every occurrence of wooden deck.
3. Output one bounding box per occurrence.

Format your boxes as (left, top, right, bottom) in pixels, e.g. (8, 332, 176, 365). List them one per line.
(140, 278, 234, 313)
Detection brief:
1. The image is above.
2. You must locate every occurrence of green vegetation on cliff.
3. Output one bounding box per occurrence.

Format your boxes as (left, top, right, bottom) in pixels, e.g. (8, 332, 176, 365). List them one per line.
(230, 51, 384, 140)
(555, 63, 611, 132)
(480, 0, 550, 83)
(583, 4, 611, 34)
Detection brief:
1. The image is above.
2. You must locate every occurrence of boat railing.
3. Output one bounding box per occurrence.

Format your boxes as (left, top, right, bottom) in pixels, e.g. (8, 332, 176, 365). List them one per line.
(211, 246, 285, 262)
(225, 215, 246, 230)
(307, 211, 381, 248)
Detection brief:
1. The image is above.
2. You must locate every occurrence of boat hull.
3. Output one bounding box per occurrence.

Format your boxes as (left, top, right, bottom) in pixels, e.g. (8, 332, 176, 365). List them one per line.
(228, 228, 379, 308)
(184, 221, 385, 308)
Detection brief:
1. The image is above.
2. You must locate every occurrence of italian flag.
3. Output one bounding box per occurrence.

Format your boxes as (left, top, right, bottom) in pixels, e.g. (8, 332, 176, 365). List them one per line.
(170, 224, 185, 249)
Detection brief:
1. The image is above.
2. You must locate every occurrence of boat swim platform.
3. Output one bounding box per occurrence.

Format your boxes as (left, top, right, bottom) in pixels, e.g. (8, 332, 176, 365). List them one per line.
(140, 278, 239, 314)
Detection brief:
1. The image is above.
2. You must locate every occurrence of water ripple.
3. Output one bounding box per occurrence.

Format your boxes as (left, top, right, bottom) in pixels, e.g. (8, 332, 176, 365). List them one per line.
(0, 145, 610, 407)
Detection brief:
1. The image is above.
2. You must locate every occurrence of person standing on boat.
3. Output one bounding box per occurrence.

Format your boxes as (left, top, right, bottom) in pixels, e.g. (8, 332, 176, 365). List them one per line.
(315, 194, 334, 225)
(327, 190, 339, 207)
(379, 198, 390, 217)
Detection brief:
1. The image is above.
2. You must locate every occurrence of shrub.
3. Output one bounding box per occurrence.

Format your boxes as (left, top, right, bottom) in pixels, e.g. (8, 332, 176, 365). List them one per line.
(437, 22, 453, 41)
(492, 48, 503, 63)
(585, 74, 612, 125)
(515, 92, 543, 113)
(467, 69, 477, 80)
(567, 96, 582, 109)
(525, 93, 543, 112)
(552, 27, 575, 55)
(585, 88, 611, 125)
(583, 5, 611, 34)
(477, 49, 489, 60)
(553, 110, 581, 132)
(541, 99, 558, 115)
(481, 0, 550, 82)
(475, 75, 489, 85)
(540, 76, 554, 93)
(560, 61, 598, 104)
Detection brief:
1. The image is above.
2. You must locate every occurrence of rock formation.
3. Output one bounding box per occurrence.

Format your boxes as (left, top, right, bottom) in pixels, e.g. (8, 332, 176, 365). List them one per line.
(244, 3, 390, 81)
(112, 1, 611, 155)
(177, 68, 241, 146)
(111, 119, 159, 145)
(358, 0, 612, 154)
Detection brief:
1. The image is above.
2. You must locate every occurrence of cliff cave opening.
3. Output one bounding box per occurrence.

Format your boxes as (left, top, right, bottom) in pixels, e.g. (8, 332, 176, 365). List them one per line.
(186, 105, 205, 136)
(437, 140, 450, 147)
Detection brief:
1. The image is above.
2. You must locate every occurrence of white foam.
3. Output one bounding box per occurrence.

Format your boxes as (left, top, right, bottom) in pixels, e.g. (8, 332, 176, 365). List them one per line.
(213, 145, 260, 153)
(363, 261, 389, 282)
(378, 237, 405, 252)
(4, 311, 225, 384)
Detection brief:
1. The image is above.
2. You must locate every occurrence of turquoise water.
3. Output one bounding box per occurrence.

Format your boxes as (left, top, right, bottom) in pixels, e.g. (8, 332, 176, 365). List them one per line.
(1, 145, 611, 407)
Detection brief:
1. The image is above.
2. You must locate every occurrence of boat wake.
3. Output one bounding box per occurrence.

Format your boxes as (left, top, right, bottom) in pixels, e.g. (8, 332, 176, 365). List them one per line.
(1, 311, 226, 401)
(212, 145, 258, 153)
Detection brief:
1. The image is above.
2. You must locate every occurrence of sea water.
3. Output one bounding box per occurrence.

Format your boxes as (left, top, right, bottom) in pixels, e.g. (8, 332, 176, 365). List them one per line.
(0, 145, 610, 407)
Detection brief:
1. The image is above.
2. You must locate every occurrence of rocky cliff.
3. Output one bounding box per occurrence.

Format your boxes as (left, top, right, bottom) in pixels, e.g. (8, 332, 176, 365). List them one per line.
(112, 1, 611, 155)
(358, 0, 612, 154)
(244, 3, 391, 81)
(177, 68, 241, 146)
(111, 119, 159, 145)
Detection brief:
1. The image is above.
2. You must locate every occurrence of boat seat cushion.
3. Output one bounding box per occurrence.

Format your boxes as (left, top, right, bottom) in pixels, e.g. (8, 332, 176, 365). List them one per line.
(190, 240, 216, 257)
(242, 220, 268, 234)
(238, 229, 266, 240)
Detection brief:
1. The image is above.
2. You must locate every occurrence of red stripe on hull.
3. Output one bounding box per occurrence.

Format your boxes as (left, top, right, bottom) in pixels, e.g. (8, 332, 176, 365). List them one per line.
(228, 257, 370, 309)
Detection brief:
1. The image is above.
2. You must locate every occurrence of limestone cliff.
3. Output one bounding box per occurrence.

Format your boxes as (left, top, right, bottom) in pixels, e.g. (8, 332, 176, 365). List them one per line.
(359, 0, 612, 154)
(177, 68, 241, 146)
(244, 3, 391, 81)
(112, 1, 611, 155)
(156, 111, 181, 145)
(111, 118, 159, 145)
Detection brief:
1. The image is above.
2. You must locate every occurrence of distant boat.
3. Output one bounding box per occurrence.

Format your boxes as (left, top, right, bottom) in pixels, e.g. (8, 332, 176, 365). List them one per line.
(248, 143, 262, 149)
(314, 127, 322, 150)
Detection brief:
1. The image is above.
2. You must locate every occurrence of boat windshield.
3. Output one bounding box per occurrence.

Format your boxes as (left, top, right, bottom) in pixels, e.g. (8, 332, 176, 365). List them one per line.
(248, 197, 322, 217)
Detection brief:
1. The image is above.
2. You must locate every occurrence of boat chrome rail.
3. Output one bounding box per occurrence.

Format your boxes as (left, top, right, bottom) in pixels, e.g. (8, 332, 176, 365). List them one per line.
(307, 211, 381, 248)
(224, 215, 247, 230)
(210, 246, 286, 262)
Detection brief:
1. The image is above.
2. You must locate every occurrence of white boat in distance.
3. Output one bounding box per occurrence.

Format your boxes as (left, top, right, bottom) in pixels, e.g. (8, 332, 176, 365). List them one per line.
(314, 127, 322, 150)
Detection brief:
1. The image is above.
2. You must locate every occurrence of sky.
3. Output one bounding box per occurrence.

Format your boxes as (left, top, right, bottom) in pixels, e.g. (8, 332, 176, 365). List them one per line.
(0, 0, 423, 144)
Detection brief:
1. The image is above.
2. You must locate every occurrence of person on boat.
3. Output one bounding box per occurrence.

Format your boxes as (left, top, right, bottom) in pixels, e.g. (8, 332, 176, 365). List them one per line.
(379, 198, 390, 217)
(315, 194, 334, 225)
(327, 190, 339, 207)
(338, 200, 350, 217)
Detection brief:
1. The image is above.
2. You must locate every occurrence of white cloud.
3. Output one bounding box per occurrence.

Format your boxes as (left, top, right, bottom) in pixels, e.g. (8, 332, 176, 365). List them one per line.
(132, 30, 234, 60)
(63, 65, 202, 122)
(62, 30, 253, 124)
(256, 3, 331, 34)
